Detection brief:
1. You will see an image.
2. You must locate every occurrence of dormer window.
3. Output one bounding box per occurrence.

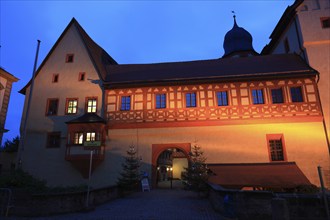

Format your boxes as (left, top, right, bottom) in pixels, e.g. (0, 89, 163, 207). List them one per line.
(66, 54, 74, 63)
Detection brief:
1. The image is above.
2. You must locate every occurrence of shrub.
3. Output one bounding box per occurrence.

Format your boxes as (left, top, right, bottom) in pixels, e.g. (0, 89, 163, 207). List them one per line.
(0, 169, 47, 193)
(1, 136, 19, 153)
(0, 170, 87, 194)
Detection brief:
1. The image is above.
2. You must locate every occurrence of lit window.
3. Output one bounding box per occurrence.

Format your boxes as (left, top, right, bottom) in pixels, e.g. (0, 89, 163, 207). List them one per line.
(86, 132, 96, 142)
(290, 87, 303, 102)
(320, 17, 330, 28)
(156, 94, 166, 109)
(46, 99, 59, 116)
(66, 99, 78, 114)
(66, 54, 74, 63)
(252, 89, 264, 104)
(79, 72, 85, 81)
(268, 139, 285, 161)
(216, 91, 228, 106)
(52, 74, 59, 83)
(74, 132, 84, 145)
(121, 96, 131, 111)
(271, 88, 284, 104)
(46, 132, 61, 148)
(86, 98, 97, 113)
(186, 93, 196, 107)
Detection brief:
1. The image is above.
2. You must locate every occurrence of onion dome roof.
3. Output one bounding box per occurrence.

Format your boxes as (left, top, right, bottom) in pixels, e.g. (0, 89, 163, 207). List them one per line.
(223, 16, 255, 57)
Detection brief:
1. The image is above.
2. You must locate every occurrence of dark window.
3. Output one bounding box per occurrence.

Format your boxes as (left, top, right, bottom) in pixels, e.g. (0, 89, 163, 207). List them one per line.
(156, 94, 166, 109)
(74, 132, 84, 145)
(79, 72, 85, 81)
(46, 99, 59, 116)
(312, 0, 320, 10)
(52, 74, 59, 83)
(271, 88, 284, 104)
(121, 96, 131, 111)
(300, 4, 308, 11)
(216, 91, 228, 106)
(47, 132, 61, 148)
(269, 139, 285, 161)
(186, 93, 196, 107)
(252, 89, 264, 104)
(66, 99, 78, 114)
(86, 98, 97, 113)
(290, 87, 304, 102)
(284, 38, 290, 53)
(66, 54, 74, 63)
(321, 17, 330, 28)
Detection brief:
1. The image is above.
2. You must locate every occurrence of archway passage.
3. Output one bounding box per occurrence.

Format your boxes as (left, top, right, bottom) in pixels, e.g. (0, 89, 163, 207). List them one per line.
(152, 143, 191, 188)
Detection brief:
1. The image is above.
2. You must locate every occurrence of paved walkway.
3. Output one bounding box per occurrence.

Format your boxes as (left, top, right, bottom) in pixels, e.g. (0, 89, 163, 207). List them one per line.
(8, 188, 226, 220)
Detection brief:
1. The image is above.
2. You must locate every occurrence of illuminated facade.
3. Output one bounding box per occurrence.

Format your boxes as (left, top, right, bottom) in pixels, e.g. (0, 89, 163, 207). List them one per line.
(0, 67, 18, 145)
(19, 12, 329, 189)
(262, 0, 330, 143)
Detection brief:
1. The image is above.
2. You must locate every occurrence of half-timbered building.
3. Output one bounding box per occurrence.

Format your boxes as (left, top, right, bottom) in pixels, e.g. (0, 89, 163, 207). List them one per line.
(18, 14, 329, 189)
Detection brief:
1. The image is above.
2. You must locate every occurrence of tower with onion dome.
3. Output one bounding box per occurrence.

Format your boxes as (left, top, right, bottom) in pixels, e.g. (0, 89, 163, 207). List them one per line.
(223, 16, 258, 58)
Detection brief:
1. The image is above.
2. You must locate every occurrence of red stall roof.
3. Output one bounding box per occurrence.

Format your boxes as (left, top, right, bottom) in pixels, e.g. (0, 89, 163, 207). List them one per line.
(208, 162, 311, 189)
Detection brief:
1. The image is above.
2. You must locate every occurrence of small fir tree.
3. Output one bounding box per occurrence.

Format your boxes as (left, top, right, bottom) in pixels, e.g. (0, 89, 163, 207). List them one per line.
(1, 136, 19, 153)
(182, 144, 209, 192)
(117, 145, 141, 192)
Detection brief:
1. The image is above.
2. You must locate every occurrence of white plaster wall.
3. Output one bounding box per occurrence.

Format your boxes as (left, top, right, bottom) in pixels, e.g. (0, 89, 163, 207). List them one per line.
(20, 120, 328, 188)
(20, 24, 104, 187)
(271, 1, 330, 136)
(297, 1, 330, 137)
(101, 122, 328, 188)
(305, 44, 330, 137)
(297, 0, 330, 42)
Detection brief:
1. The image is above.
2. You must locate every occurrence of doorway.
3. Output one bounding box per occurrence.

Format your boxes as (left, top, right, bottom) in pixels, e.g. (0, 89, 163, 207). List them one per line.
(152, 143, 190, 188)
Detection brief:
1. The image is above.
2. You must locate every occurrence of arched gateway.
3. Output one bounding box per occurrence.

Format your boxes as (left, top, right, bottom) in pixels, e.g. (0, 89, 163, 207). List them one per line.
(151, 143, 191, 188)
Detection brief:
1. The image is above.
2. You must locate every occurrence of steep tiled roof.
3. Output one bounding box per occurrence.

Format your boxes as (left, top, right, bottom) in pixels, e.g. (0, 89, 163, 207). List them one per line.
(0, 67, 19, 82)
(104, 53, 317, 88)
(74, 19, 117, 80)
(20, 18, 117, 94)
(208, 162, 311, 189)
(262, 0, 303, 54)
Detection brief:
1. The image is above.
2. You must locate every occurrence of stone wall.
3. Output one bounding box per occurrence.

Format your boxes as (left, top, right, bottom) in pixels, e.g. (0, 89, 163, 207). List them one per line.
(9, 185, 119, 217)
(209, 183, 330, 220)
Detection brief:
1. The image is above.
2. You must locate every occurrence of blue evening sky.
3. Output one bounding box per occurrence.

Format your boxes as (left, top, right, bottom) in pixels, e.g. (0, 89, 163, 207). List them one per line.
(0, 0, 294, 144)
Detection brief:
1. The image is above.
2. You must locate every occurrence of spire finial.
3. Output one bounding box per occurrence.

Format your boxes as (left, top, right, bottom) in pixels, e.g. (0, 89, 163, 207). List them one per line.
(232, 11, 238, 27)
